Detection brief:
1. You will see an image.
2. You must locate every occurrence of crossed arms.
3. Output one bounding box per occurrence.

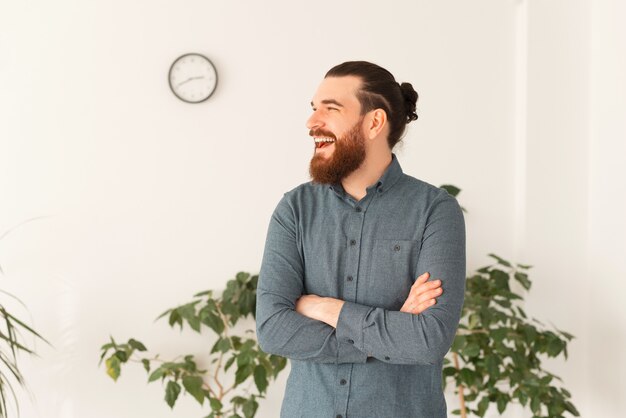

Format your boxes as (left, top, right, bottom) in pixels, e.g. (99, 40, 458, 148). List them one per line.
(255, 193, 466, 365)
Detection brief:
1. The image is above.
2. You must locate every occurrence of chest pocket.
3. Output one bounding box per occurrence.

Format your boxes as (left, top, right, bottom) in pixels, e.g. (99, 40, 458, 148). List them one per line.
(365, 239, 419, 310)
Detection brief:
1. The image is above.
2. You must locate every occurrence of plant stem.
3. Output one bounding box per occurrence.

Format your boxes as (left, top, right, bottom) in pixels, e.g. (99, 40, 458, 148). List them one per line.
(452, 352, 467, 418)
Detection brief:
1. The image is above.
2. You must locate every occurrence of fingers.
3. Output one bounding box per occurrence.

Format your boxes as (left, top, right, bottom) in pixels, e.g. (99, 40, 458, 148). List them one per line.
(401, 272, 444, 314)
(414, 287, 442, 305)
(411, 272, 430, 288)
(400, 296, 437, 314)
(413, 298, 437, 314)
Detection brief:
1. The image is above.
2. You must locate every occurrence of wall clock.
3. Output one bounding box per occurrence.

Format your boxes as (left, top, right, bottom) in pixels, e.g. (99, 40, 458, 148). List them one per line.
(168, 53, 218, 103)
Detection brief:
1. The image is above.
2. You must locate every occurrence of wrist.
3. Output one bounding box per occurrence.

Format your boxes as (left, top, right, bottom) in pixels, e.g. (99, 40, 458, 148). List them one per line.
(319, 297, 345, 328)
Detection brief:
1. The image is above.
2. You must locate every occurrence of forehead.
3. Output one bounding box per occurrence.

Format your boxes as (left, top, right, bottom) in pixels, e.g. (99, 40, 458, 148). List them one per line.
(311, 75, 362, 109)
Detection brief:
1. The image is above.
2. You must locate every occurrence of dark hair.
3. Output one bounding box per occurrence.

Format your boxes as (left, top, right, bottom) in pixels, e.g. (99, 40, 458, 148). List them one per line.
(325, 61, 418, 149)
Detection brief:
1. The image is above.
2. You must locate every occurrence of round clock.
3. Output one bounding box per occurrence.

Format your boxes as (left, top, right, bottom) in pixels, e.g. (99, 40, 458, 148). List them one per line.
(168, 53, 218, 103)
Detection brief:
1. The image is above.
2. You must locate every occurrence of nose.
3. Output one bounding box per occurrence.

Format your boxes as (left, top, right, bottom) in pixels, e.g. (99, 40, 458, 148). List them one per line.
(306, 110, 324, 132)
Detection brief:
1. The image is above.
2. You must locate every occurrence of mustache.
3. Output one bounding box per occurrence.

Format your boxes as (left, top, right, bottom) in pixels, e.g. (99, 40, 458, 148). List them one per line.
(309, 129, 336, 139)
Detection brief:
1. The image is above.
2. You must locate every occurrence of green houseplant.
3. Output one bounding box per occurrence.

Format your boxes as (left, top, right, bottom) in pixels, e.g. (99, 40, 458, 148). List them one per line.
(100, 272, 287, 418)
(444, 253, 579, 418)
(0, 220, 49, 418)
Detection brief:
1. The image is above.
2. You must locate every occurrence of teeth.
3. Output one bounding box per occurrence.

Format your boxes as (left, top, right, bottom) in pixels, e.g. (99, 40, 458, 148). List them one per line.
(313, 137, 335, 143)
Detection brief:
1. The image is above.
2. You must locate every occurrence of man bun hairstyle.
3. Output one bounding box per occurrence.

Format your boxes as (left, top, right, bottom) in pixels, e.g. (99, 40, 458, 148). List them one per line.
(325, 61, 418, 149)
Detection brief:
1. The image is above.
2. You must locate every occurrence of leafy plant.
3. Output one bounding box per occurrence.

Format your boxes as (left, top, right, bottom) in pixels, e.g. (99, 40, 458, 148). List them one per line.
(99, 272, 287, 418)
(443, 254, 579, 418)
(0, 220, 49, 418)
(440, 186, 579, 418)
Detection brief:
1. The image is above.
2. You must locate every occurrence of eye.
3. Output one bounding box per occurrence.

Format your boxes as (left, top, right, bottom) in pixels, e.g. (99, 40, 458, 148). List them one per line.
(327, 107, 338, 111)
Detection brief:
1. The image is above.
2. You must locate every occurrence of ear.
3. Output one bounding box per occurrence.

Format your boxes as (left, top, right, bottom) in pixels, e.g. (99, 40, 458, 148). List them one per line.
(363, 108, 387, 140)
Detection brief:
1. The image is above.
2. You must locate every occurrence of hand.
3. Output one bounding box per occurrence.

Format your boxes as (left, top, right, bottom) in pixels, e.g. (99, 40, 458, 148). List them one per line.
(400, 272, 442, 314)
(295, 294, 344, 328)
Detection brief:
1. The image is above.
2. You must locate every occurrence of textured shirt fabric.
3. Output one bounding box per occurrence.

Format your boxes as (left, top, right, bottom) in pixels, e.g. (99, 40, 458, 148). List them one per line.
(256, 153, 466, 418)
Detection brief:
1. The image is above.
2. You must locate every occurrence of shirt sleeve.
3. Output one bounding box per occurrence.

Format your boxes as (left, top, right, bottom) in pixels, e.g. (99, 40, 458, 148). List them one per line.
(255, 195, 368, 364)
(335, 193, 466, 365)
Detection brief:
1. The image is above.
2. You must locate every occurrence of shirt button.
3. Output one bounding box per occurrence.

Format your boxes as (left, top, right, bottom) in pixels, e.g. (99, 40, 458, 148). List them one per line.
(348, 339, 354, 344)
(350, 239, 356, 246)
(340, 379, 347, 385)
(394, 245, 401, 251)
(336, 415, 343, 418)
(347, 275, 353, 282)
(355, 206, 362, 212)
(385, 356, 391, 360)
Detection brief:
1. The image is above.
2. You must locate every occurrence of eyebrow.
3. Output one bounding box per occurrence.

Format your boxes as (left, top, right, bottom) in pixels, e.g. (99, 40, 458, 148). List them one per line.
(311, 99, 344, 108)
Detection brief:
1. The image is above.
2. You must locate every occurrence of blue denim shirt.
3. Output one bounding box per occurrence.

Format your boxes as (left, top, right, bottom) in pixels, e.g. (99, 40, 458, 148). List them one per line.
(256, 153, 466, 418)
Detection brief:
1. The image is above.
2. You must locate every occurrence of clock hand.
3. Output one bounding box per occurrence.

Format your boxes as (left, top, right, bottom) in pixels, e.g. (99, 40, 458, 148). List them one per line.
(176, 75, 206, 87)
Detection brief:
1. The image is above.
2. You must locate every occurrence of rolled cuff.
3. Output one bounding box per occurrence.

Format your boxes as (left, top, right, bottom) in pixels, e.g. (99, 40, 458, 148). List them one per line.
(335, 301, 373, 354)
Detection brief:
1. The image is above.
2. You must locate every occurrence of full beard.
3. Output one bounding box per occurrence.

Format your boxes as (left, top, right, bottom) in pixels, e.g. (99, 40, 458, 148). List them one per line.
(309, 119, 367, 185)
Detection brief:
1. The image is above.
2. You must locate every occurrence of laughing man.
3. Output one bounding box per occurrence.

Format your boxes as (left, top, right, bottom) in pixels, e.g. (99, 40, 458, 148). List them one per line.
(256, 61, 466, 418)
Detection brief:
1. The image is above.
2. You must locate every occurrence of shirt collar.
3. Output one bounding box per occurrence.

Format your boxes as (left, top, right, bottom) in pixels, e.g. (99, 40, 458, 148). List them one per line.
(329, 152, 403, 196)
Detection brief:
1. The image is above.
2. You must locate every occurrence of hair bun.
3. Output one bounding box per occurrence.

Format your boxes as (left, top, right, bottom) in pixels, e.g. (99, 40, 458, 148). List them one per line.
(399, 82, 418, 123)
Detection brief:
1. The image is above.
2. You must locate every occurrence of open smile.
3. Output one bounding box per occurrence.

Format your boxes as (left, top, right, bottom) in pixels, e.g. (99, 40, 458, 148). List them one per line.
(314, 136, 336, 149)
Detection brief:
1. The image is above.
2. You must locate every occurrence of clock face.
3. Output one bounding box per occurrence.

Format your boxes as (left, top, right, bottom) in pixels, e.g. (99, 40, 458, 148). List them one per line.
(168, 53, 218, 103)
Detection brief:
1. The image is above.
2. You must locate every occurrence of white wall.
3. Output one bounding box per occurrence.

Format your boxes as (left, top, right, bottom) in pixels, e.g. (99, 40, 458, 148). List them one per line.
(0, 0, 623, 417)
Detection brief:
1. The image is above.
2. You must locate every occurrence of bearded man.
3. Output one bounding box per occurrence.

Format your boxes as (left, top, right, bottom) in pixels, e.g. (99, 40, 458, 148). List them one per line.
(256, 61, 466, 418)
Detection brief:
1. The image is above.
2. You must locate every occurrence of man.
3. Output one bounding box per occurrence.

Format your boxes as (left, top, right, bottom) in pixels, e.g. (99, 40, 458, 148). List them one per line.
(256, 61, 466, 418)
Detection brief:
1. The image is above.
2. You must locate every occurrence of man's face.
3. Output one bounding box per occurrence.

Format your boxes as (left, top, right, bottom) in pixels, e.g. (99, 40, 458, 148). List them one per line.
(307, 76, 368, 184)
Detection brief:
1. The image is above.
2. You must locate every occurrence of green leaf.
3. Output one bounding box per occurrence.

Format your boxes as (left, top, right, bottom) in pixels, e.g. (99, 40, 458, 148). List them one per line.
(165, 380, 181, 408)
(497, 394, 508, 413)
(225, 356, 236, 371)
(242, 398, 258, 418)
(516, 262, 533, 269)
(148, 367, 165, 382)
(530, 396, 541, 414)
(128, 338, 147, 351)
(254, 365, 268, 393)
(269, 355, 287, 377)
(564, 400, 580, 415)
(487, 253, 512, 267)
(210, 337, 232, 354)
(105, 356, 121, 381)
(485, 355, 499, 378)
(463, 342, 480, 358)
(142, 359, 151, 373)
(231, 396, 247, 406)
(477, 396, 489, 416)
(443, 366, 457, 378)
(491, 328, 508, 343)
(182, 375, 205, 405)
(490, 269, 510, 291)
(451, 335, 466, 352)
(168, 310, 183, 329)
(468, 313, 480, 330)
(459, 368, 476, 387)
(202, 311, 225, 335)
(179, 303, 201, 332)
(194, 289, 213, 298)
(209, 397, 223, 412)
(114, 350, 128, 362)
(236, 272, 251, 284)
(547, 338, 564, 356)
(235, 364, 253, 386)
(237, 350, 253, 367)
(439, 184, 461, 197)
(514, 272, 532, 290)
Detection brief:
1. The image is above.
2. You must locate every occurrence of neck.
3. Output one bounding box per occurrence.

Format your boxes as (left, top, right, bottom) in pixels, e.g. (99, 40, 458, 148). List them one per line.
(341, 150, 392, 201)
